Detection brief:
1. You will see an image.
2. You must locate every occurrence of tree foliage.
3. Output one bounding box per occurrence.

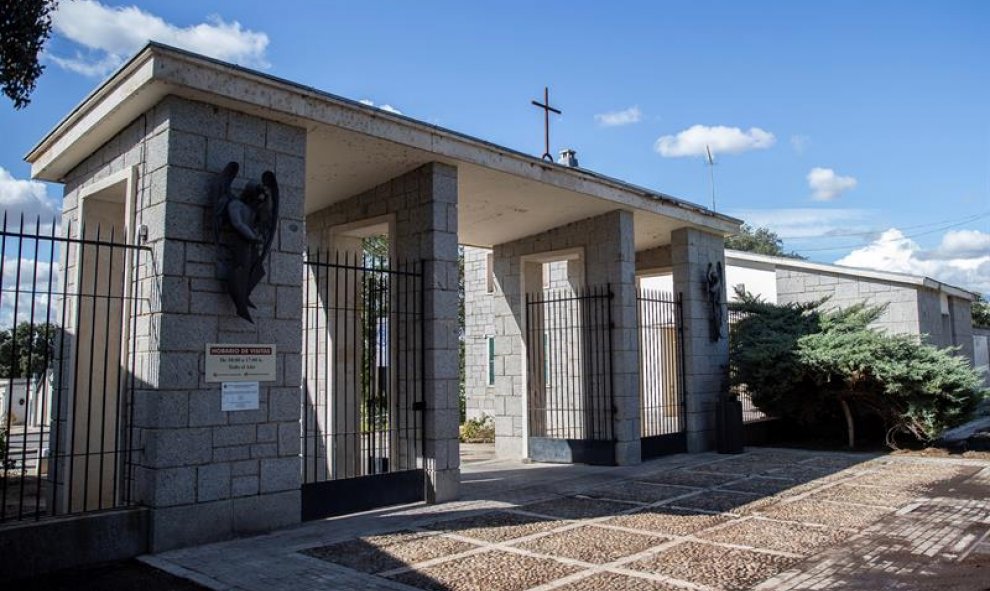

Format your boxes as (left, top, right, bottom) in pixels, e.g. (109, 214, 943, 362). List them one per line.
(0, 321, 58, 378)
(729, 289, 986, 447)
(973, 294, 990, 328)
(1, 0, 58, 109)
(725, 224, 804, 259)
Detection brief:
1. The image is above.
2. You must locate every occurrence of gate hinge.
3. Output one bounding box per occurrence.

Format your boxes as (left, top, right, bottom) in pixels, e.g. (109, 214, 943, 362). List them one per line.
(412, 401, 426, 411)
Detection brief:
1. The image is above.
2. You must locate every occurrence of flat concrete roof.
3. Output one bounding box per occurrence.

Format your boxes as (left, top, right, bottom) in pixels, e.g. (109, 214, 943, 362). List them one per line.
(26, 43, 741, 249)
(726, 249, 978, 300)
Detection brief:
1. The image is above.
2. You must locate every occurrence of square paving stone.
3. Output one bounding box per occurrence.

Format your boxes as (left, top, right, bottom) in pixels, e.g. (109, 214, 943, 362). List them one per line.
(584, 481, 695, 504)
(604, 507, 734, 536)
(639, 469, 740, 489)
(758, 498, 893, 529)
(627, 541, 801, 590)
(719, 476, 804, 496)
(522, 496, 638, 520)
(797, 455, 873, 470)
(697, 517, 854, 555)
(692, 460, 790, 476)
(671, 490, 771, 514)
(388, 549, 584, 591)
(807, 483, 918, 508)
(550, 571, 685, 591)
(765, 464, 845, 483)
(851, 470, 946, 491)
(514, 525, 667, 564)
(301, 530, 478, 574)
(423, 510, 565, 543)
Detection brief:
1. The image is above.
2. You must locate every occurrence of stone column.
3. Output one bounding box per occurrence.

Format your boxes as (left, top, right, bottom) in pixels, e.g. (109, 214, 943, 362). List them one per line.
(126, 97, 306, 551)
(671, 227, 729, 452)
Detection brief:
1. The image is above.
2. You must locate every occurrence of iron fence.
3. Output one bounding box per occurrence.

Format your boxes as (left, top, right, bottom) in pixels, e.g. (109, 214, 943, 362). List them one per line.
(1, 216, 147, 524)
(637, 289, 685, 438)
(525, 284, 614, 442)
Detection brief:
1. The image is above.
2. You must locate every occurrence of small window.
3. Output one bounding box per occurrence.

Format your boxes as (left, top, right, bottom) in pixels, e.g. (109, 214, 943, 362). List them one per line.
(486, 253, 495, 293)
(486, 336, 496, 386)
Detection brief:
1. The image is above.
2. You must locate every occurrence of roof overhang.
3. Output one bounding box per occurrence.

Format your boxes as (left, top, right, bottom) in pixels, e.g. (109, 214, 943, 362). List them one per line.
(27, 43, 742, 249)
(726, 250, 978, 301)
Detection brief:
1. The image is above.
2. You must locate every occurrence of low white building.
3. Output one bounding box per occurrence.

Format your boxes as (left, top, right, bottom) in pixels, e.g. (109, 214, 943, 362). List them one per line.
(723, 250, 978, 363)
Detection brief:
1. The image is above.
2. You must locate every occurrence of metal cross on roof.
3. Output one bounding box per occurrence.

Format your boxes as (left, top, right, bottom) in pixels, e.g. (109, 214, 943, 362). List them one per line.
(531, 86, 561, 162)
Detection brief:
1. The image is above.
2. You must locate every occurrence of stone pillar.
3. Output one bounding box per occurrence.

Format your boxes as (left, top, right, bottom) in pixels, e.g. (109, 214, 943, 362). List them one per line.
(305, 163, 460, 503)
(491, 210, 640, 465)
(671, 227, 729, 452)
(126, 97, 306, 551)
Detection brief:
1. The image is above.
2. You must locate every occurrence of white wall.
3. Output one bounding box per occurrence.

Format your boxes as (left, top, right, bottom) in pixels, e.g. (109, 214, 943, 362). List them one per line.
(725, 260, 777, 303)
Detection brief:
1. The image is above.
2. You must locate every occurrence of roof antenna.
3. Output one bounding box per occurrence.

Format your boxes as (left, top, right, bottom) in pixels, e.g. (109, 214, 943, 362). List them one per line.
(705, 145, 717, 211)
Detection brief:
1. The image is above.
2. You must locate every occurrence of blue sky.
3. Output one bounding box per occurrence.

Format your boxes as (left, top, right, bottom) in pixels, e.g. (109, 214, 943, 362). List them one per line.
(2, 1, 988, 293)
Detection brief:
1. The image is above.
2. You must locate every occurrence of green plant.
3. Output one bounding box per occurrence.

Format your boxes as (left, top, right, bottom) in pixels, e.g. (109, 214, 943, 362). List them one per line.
(459, 414, 494, 443)
(730, 289, 987, 448)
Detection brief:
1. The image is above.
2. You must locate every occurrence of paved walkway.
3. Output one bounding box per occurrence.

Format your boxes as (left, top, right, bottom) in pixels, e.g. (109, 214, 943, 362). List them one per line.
(144, 448, 990, 591)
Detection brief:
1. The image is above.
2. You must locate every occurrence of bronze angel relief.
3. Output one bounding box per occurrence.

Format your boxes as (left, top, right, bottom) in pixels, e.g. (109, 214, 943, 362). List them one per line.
(212, 162, 279, 323)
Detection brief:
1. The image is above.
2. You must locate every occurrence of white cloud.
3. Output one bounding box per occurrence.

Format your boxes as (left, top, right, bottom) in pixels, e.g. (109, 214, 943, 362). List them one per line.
(358, 98, 402, 115)
(654, 125, 775, 158)
(728, 208, 873, 240)
(594, 106, 642, 127)
(836, 228, 990, 295)
(790, 134, 809, 154)
(807, 167, 857, 201)
(51, 0, 269, 77)
(0, 167, 60, 226)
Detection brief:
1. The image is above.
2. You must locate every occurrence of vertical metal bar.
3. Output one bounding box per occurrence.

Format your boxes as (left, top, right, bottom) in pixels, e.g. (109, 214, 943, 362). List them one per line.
(35, 219, 58, 519)
(95, 227, 116, 510)
(81, 225, 104, 513)
(51, 220, 72, 516)
(15, 218, 41, 519)
(1, 215, 25, 521)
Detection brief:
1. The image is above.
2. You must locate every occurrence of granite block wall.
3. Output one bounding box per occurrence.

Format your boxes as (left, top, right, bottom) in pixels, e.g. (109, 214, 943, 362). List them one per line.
(61, 95, 306, 551)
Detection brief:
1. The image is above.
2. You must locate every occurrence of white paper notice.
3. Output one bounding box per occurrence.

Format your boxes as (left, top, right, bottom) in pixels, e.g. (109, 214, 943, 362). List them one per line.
(221, 381, 260, 411)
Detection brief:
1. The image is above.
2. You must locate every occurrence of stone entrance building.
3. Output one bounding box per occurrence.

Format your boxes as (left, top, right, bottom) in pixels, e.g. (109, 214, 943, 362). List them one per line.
(5, 43, 738, 573)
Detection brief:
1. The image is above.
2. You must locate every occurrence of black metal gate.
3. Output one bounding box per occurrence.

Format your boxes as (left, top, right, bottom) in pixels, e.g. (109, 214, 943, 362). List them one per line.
(1, 216, 146, 524)
(637, 289, 686, 458)
(301, 251, 424, 520)
(525, 285, 615, 465)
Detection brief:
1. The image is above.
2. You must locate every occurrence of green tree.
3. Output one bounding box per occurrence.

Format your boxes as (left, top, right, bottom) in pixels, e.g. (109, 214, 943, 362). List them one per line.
(1, 0, 59, 109)
(973, 294, 990, 328)
(0, 321, 58, 378)
(725, 224, 804, 259)
(730, 290, 985, 448)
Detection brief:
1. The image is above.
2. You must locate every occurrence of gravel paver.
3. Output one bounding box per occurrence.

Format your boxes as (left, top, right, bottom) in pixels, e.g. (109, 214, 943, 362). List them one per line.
(718, 476, 803, 496)
(521, 496, 638, 520)
(549, 571, 685, 591)
(627, 541, 801, 590)
(638, 469, 739, 488)
(691, 460, 789, 476)
(301, 530, 479, 574)
(583, 481, 694, 504)
(757, 498, 893, 529)
(514, 525, 667, 564)
(697, 517, 854, 555)
(671, 490, 771, 514)
(806, 483, 918, 508)
(423, 510, 564, 543)
(389, 550, 583, 591)
(603, 506, 735, 536)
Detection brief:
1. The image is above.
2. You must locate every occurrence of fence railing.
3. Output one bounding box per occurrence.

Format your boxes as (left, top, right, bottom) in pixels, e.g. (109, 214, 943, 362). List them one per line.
(637, 289, 685, 437)
(1, 216, 148, 524)
(526, 284, 614, 442)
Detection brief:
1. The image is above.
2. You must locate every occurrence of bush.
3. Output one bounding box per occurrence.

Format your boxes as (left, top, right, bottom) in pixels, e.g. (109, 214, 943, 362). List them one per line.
(730, 290, 987, 448)
(459, 414, 495, 443)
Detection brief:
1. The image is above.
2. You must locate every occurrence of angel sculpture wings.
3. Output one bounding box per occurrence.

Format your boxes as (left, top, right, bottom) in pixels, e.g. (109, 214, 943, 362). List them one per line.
(212, 162, 279, 323)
